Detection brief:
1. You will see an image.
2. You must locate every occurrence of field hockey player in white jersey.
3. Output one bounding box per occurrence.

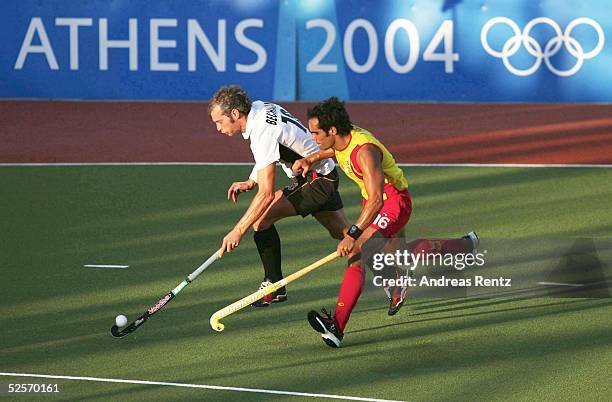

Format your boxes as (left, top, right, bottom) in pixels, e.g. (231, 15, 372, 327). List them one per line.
(208, 85, 349, 306)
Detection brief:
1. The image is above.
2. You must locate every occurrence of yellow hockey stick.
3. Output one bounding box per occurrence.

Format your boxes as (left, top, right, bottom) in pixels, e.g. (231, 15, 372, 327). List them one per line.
(210, 251, 338, 332)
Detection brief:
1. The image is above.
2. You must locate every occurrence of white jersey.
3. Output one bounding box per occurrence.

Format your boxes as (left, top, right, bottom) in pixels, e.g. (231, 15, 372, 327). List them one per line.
(243, 101, 335, 182)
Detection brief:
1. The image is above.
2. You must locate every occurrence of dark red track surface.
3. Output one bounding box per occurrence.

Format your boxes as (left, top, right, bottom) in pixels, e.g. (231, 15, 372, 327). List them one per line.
(1, 101, 611, 164)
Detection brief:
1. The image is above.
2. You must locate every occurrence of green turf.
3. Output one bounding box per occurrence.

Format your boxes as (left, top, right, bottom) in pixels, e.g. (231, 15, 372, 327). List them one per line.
(1, 165, 611, 401)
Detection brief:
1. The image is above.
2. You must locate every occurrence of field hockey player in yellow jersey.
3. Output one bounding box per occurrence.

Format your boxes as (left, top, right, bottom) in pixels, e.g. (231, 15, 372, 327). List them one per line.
(292, 97, 478, 348)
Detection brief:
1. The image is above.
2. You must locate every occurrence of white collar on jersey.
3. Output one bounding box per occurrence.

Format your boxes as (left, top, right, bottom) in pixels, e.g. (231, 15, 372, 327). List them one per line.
(242, 100, 265, 140)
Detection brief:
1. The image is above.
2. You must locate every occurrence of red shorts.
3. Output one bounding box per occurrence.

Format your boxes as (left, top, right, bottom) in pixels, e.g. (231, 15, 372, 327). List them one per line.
(362, 185, 412, 237)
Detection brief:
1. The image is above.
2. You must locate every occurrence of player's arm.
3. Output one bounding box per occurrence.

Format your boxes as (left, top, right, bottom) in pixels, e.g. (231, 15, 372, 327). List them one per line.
(234, 164, 276, 233)
(227, 178, 256, 203)
(354, 145, 385, 229)
(337, 145, 384, 256)
(292, 148, 335, 177)
(221, 164, 276, 256)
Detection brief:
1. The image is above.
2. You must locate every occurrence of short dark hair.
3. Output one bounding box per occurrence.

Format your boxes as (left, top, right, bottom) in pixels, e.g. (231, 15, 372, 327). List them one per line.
(307, 97, 353, 136)
(208, 85, 252, 117)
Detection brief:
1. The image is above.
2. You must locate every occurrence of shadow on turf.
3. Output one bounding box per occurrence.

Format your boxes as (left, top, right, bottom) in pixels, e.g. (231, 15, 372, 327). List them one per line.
(407, 278, 612, 313)
(92, 299, 612, 401)
(74, 383, 281, 402)
(0, 278, 346, 359)
(348, 298, 612, 340)
(8, 299, 612, 402)
(2, 239, 344, 323)
(551, 223, 612, 237)
(410, 166, 590, 201)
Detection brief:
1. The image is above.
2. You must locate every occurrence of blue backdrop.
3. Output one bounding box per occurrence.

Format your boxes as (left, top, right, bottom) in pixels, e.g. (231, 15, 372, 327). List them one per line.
(1, 0, 610, 101)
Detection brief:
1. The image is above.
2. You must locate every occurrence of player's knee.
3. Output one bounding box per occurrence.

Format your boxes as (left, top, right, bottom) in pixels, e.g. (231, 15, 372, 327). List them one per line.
(325, 219, 347, 240)
(329, 226, 345, 240)
(252, 219, 271, 232)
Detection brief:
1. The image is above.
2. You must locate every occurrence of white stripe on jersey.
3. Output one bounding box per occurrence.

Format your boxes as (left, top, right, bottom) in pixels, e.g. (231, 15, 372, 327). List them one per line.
(244, 101, 335, 182)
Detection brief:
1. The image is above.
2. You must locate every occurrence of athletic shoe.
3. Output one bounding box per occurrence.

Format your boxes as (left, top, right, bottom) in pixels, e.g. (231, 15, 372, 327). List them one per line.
(307, 308, 343, 348)
(463, 231, 480, 253)
(388, 268, 411, 316)
(251, 279, 287, 307)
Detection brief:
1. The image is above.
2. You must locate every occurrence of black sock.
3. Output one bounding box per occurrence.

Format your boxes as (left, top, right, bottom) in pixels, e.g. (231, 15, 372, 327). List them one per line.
(254, 225, 284, 287)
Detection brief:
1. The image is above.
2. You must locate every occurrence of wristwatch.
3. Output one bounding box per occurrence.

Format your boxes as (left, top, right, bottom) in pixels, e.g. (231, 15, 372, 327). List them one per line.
(347, 224, 363, 240)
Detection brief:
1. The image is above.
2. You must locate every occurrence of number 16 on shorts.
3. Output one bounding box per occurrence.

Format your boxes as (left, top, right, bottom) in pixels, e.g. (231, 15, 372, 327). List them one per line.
(373, 213, 390, 230)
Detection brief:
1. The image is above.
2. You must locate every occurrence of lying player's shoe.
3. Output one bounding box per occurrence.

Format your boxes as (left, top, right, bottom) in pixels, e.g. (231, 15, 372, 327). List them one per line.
(463, 231, 480, 253)
(308, 308, 343, 348)
(251, 279, 287, 307)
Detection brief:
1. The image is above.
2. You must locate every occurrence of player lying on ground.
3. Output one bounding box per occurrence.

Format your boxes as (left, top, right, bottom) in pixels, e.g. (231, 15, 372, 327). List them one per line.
(208, 85, 350, 307)
(293, 97, 478, 348)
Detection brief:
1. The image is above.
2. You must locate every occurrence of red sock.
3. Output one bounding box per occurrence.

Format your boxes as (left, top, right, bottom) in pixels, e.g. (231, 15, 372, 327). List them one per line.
(334, 265, 364, 334)
(409, 238, 470, 255)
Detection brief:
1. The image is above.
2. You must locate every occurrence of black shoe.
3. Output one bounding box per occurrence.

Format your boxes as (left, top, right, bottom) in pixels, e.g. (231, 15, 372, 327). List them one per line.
(307, 308, 343, 348)
(251, 279, 287, 307)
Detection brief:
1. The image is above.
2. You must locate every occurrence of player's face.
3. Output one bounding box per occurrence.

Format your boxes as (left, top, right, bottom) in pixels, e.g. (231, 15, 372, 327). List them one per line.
(308, 117, 335, 150)
(210, 104, 241, 137)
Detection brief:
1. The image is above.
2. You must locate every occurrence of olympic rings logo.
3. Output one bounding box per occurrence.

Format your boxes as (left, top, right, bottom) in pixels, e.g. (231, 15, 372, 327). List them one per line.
(481, 17, 605, 76)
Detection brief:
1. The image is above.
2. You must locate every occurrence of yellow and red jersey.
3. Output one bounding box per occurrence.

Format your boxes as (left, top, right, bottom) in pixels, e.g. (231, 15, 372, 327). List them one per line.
(334, 126, 408, 200)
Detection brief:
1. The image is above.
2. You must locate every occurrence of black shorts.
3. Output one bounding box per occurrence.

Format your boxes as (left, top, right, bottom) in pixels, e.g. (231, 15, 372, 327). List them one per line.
(282, 168, 344, 217)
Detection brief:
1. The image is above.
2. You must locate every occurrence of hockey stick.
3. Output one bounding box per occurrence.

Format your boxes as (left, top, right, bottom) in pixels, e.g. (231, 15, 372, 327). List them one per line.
(110, 248, 222, 338)
(210, 251, 338, 332)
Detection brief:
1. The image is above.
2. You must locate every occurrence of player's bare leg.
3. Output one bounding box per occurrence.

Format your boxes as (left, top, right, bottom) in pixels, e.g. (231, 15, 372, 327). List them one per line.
(313, 209, 350, 240)
(252, 189, 297, 231)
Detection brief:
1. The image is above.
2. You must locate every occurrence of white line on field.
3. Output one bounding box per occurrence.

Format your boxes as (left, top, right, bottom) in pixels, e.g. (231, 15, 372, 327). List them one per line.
(537, 281, 585, 287)
(0, 373, 403, 402)
(0, 162, 610, 168)
(84, 264, 129, 269)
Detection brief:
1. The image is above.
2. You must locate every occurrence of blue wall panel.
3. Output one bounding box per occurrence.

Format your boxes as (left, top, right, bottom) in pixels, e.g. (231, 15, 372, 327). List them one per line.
(0, 0, 283, 100)
(1, 0, 610, 101)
